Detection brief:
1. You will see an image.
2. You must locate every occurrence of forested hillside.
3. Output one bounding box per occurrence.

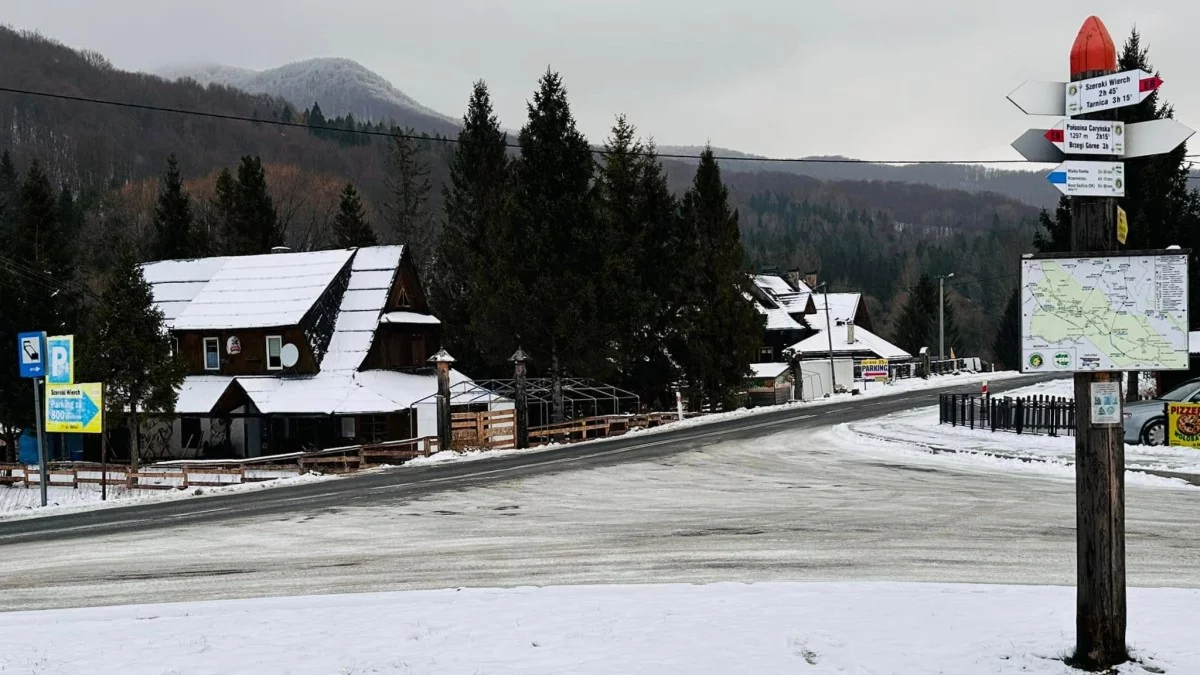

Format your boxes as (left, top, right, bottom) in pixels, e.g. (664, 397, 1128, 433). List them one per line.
(0, 25, 1042, 364)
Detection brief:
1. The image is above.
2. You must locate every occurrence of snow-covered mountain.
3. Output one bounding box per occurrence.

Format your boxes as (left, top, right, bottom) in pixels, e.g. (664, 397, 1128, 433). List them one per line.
(156, 57, 460, 135)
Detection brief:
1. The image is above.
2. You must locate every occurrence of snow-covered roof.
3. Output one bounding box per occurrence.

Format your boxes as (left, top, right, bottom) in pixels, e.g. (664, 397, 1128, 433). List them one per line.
(750, 275, 815, 317)
(745, 292, 804, 331)
(230, 368, 502, 415)
(752, 275, 795, 296)
(143, 249, 356, 330)
(141, 257, 232, 323)
(380, 311, 440, 325)
(786, 325, 910, 361)
(174, 375, 236, 415)
(749, 362, 790, 379)
(321, 246, 404, 372)
(812, 293, 862, 324)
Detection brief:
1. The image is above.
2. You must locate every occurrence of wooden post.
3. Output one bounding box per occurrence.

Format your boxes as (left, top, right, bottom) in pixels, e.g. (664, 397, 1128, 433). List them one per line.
(428, 348, 455, 455)
(1067, 16, 1127, 669)
(510, 348, 530, 449)
(101, 383, 108, 501)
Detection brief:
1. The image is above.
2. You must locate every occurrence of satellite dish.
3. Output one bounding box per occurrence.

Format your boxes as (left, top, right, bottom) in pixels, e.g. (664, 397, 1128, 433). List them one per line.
(280, 343, 299, 368)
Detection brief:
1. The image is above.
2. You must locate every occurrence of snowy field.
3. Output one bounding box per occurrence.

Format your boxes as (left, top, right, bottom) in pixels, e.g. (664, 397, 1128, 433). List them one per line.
(1, 581, 1196, 674)
(853, 377, 1200, 481)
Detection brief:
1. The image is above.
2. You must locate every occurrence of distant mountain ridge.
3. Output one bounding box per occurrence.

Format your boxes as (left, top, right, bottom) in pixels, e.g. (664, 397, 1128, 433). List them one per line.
(156, 57, 460, 136)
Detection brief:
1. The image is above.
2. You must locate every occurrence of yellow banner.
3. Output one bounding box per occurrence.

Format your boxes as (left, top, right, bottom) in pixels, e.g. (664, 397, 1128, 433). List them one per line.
(1167, 402, 1200, 448)
(1117, 206, 1128, 245)
(861, 358, 889, 381)
(44, 382, 104, 434)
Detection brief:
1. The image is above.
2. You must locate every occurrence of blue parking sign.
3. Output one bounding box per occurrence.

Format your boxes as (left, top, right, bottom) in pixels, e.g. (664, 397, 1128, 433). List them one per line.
(17, 331, 46, 378)
(46, 335, 74, 385)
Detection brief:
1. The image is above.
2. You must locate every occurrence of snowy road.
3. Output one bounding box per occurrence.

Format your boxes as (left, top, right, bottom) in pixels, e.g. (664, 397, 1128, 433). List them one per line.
(3, 374, 1199, 611)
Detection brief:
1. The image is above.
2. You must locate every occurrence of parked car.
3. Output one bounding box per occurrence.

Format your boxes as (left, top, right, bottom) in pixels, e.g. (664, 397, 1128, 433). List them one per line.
(1124, 377, 1200, 445)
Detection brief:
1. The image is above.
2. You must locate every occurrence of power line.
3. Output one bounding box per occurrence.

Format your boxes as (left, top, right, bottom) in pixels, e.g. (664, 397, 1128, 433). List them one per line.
(2, 84, 1196, 167)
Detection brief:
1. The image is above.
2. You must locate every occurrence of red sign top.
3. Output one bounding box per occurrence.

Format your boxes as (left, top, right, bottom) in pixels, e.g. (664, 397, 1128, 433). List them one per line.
(1140, 76, 1164, 93)
(1070, 16, 1116, 76)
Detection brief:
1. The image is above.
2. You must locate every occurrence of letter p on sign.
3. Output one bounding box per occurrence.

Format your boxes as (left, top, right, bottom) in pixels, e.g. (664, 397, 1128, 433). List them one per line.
(46, 335, 74, 385)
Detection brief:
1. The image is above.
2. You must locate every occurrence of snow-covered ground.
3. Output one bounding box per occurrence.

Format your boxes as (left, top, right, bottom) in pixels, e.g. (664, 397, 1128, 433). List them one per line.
(1, 581, 1195, 674)
(853, 377, 1200, 480)
(0, 472, 340, 522)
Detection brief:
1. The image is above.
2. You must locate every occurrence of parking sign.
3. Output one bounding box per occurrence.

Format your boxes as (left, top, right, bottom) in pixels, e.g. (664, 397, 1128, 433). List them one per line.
(46, 335, 74, 385)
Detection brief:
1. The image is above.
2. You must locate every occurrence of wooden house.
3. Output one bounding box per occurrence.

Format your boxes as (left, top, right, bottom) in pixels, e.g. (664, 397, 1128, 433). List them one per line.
(141, 245, 505, 459)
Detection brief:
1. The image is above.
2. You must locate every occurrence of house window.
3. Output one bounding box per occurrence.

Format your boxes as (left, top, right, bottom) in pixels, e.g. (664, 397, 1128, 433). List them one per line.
(170, 337, 179, 357)
(203, 338, 220, 371)
(760, 347, 774, 361)
(397, 287, 411, 308)
(266, 336, 283, 370)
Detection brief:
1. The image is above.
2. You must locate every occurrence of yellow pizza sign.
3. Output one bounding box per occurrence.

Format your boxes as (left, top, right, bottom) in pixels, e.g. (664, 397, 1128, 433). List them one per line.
(1166, 402, 1200, 448)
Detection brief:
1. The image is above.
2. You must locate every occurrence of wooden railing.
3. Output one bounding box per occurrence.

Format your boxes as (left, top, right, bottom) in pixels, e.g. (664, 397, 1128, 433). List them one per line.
(0, 436, 440, 489)
(527, 411, 696, 444)
(452, 409, 516, 450)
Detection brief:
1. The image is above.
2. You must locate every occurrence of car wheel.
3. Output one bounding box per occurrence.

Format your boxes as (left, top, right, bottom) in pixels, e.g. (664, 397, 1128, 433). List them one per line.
(1141, 418, 1166, 446)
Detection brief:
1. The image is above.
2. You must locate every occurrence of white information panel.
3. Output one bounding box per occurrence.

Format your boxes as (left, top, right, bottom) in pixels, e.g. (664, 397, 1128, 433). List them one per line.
(1021, 253, 1189, 372)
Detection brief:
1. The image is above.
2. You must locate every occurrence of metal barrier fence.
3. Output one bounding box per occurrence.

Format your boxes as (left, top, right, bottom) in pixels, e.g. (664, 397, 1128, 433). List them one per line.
(939, 393, 1076, 436)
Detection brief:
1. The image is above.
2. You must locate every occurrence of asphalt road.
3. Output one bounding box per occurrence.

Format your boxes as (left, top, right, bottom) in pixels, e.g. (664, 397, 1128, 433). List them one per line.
(0, 375, 1051, 547)
(5, 372, 1200, 612)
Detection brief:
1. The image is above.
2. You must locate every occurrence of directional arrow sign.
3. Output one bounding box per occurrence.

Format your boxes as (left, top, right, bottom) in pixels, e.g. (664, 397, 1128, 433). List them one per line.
(1008, 80, 1067, 116)
(44, 382, 104, 434)
(1122, 118, 1195, 159)
(1012, 120, 1194, 163)
(1066, 69, 1162, 115)
(1046, 120, 1124, 155)
(1047, 160, 1124, 197)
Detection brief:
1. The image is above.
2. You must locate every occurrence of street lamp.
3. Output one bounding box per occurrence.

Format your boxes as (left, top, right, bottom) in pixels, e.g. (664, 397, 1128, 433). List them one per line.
(937, 272, 955, 362)
(815, 281, 836, 393)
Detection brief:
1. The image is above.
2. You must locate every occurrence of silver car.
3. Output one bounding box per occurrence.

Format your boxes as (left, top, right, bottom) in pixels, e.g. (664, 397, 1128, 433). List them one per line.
(1124, 377, 1200, 445)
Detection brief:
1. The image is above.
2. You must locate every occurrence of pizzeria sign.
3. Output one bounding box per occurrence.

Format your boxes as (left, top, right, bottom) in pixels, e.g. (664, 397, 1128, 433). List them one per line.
(1166, 402, 1200, 448)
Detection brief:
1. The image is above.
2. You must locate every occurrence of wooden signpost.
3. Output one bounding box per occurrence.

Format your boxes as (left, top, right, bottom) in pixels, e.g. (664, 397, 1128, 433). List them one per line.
(1008, 16, 1194, 670)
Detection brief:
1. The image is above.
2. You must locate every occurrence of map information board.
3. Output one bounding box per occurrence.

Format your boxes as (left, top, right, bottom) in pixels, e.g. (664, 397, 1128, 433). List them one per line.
(1020, 253, 1189, 372)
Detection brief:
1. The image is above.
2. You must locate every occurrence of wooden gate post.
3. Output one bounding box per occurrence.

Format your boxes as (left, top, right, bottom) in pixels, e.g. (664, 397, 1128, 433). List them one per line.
(510, 347, 530, 449)
(429, 349, 455, 454)
(1067, 16, 1127, 669)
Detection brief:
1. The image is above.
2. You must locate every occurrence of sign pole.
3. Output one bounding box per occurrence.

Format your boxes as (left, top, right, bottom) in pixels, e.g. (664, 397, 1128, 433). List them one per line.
(101, 383, 108, 501)
(1066, 17, 1127, 668)
(33, 377, 47, 507)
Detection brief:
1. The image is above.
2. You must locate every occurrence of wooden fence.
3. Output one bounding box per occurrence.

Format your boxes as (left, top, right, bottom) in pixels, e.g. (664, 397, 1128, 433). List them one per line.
(452, 409, 516, 450)
(0, 436, 440, 489)
(527, 411, 694, 444)
(939, 394, 1076, 436)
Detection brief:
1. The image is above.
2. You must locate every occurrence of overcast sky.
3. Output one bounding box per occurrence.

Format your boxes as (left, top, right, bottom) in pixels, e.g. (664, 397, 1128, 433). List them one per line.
(3, 1, 1197, 163)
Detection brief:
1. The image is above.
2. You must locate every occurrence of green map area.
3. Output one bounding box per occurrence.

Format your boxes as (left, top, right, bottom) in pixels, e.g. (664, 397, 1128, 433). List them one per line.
(1026, 261, 1181, 369)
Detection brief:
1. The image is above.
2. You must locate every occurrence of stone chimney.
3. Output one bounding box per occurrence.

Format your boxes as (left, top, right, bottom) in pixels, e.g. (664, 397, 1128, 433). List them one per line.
(846, 320, 855, 345)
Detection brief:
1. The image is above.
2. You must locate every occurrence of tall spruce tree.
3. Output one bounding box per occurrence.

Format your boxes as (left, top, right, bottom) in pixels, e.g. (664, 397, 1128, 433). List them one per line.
(383, 129, 436, 275)
(992, 287, 1021, 370)
(596, 116, 650, 380)
(152, 154, 194, 260)
(510, 69, 606, 397)
(893, 274, 937, 356)
(89, 253, 185, 470)
(430, 81, 512, 371)
(676, 147, 763, 407)
(0, 160, 81, 459)
(217, 156, 281, 255)
(332, 182, 378, 248)
(0, 150, 21, 460)
(940, 290, 963, 358)
(633, 141, 688, 408)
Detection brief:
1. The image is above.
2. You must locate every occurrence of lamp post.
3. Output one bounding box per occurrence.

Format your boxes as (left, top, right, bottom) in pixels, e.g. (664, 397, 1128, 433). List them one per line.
(937, 272, 955, 363)
(816, 281, 836, 393)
